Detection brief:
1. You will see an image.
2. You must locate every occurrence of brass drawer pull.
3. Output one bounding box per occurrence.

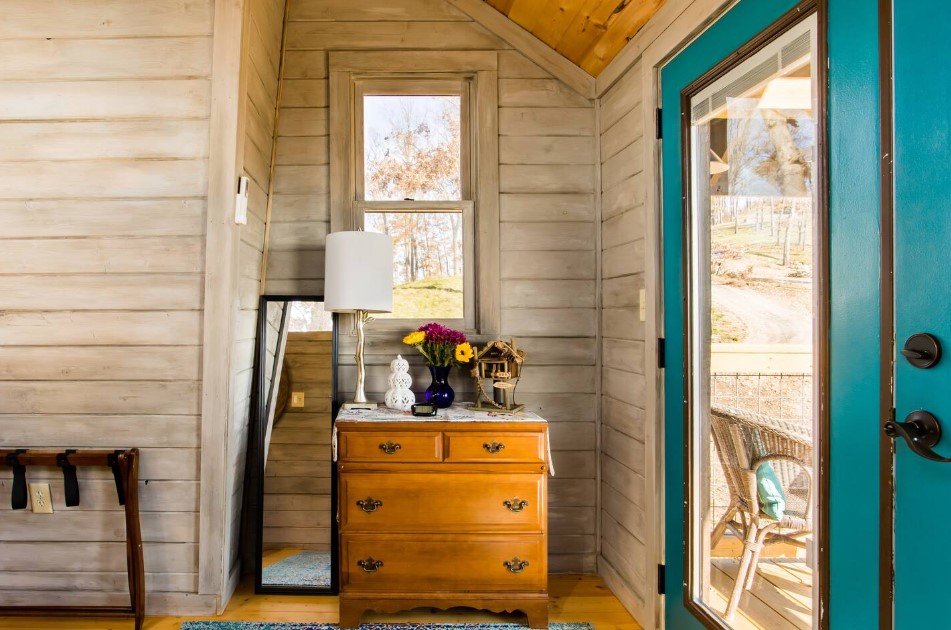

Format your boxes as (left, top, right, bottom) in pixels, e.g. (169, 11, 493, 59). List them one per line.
(357, 557, 383, 572)
(483, 441, 505, 454)
(503, 498, 529, 512)
(503, 557, 529, 574)
(379, 441, 402, 455)
(356, 497, 383, 513)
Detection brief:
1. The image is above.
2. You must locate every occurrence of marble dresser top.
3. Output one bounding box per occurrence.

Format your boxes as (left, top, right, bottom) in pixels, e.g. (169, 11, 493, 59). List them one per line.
(333, 403, 554, 474)
(335, 403, 546, 423)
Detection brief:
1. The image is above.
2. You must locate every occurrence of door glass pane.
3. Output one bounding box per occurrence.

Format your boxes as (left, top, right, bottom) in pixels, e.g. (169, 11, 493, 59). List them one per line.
(365, 211, 464, 320)
(363, 95, 462, 201)
(686, 15, 819, 629)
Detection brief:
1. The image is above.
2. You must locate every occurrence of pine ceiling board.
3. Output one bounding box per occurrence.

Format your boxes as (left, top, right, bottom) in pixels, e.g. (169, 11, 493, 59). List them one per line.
(506, 0, 548, 34)
(531, 0, 588, 48)
(481, 0, 667, 76)
(486, 0, 518, 12)
(552, 0, 615, 63)
(579, 0, 664, 75)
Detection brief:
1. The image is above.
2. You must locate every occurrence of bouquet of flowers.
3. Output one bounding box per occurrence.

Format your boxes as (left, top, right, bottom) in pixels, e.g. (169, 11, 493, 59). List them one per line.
(402, 322, 474, 366)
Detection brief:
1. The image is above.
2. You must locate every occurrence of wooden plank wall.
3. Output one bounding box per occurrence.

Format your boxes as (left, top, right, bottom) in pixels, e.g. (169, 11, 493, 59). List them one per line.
(263, 0, 599, 573)
(226, 0, 287, 588)
(262, 332, 333, 551)
(0, 0, 215, 614)
(597, 61, 651, 610)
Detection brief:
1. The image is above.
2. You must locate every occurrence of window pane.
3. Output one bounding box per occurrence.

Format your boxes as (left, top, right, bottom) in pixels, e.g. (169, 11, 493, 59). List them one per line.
(687, 16, 818, 629)
(365, 212, 464, 320)
(363, 95, 462, 201)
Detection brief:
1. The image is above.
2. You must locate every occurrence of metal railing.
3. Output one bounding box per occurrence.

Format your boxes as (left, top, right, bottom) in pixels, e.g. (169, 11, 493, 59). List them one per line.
(711, 372, 813, 423)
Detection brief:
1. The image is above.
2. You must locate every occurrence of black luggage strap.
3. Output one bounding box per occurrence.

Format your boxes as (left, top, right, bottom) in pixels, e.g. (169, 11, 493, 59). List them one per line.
(107, 450, 126, 505)
(56, 449, 80, 507)
(6, 449, 28, 510)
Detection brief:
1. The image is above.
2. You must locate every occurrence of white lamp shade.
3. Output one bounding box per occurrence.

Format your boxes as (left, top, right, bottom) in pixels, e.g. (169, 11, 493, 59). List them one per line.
(324, 231, 394, 313)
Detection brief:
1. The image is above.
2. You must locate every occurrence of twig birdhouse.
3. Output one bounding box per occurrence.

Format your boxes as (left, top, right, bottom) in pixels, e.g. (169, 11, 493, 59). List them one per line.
(468, 339, 527, 413)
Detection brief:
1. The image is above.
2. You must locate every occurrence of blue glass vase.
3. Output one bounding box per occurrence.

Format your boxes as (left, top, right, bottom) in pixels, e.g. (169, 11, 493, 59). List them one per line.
(424, 365, 455, 409)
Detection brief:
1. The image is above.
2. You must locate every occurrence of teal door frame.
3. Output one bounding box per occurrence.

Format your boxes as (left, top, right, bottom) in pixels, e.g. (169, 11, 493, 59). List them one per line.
(659, 0, 884, 628)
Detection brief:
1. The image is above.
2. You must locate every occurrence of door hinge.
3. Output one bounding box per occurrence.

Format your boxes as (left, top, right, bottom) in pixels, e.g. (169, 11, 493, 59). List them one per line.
(657, 337, 666, 369)
(657, 563, 666, 595)
(655, 107, 663, 139)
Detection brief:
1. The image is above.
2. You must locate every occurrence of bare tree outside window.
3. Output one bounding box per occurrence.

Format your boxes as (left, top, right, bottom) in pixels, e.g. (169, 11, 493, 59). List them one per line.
(361, 94, 467, 321)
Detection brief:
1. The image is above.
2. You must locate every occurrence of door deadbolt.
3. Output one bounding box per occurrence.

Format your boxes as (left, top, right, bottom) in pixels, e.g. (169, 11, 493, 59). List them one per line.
(901, 333, 941, 369)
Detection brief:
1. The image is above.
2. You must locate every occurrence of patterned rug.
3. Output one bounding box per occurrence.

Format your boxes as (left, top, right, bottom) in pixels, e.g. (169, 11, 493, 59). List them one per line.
(261, 551, 332, 587)
(182, 624, 593, 630)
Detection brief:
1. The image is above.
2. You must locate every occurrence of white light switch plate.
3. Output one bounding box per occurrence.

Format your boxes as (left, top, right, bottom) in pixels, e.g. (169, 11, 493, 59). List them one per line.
(234, 176, 249, 225)
(291, 392, 305, 408)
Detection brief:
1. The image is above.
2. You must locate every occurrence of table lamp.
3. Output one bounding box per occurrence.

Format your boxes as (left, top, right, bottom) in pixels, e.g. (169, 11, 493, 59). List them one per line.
(324, 230, 394, 409)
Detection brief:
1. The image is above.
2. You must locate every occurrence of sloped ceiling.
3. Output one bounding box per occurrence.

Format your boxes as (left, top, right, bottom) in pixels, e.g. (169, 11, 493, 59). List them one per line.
(484, 0, 666, 76)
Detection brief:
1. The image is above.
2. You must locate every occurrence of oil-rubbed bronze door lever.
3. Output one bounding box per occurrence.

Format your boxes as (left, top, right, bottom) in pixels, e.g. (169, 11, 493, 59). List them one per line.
(885, 410, 951, 462)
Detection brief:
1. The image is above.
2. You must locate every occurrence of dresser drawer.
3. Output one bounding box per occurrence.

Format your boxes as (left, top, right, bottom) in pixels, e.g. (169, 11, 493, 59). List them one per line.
(342, 534, 546, 592)
(338, 431, 442, 463)
(445, 431, 546, 463)
(341, 472, 544, 532)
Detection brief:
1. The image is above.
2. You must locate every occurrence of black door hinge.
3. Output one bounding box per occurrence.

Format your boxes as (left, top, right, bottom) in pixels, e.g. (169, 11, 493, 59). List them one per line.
(657, 563, 666, 595)
(657, 337, 666, 369)
(655, 107, 663, 139)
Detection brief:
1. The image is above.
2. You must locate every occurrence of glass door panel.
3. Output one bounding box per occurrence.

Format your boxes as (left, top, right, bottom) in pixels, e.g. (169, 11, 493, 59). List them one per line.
(685, 15, 819, 629)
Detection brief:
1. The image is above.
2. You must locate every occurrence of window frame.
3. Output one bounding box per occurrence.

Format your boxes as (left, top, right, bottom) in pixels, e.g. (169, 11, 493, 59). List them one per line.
(355, 79, 475, 328)
(329, 51, 500, 336)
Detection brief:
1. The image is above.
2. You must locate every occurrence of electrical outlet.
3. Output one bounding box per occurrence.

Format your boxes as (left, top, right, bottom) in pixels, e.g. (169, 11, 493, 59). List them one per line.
(29, 483, 54, 514)
(291, 391, 305, 408)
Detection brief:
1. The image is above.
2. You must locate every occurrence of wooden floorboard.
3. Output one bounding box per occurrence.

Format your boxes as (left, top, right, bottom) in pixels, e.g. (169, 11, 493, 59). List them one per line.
(0, 574, 643, 630)
(708, 558, 813, 630)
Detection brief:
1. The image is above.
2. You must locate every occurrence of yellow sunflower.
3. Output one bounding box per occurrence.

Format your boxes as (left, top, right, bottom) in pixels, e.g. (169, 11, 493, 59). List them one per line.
(403, 330, 425, 345)
(454, 342, 474, 363)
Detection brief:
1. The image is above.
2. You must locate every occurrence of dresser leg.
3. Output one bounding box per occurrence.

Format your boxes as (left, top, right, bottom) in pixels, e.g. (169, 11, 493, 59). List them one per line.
(524, 601, 549, 629)
(338, 602, 364, 629)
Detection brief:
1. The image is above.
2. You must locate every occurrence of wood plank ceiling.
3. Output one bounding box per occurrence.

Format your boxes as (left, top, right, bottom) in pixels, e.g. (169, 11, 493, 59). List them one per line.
(484, 0, 666, 76)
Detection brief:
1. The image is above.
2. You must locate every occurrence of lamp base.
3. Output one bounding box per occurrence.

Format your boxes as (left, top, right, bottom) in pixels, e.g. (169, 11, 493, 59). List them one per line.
(342, 401, 378, 411)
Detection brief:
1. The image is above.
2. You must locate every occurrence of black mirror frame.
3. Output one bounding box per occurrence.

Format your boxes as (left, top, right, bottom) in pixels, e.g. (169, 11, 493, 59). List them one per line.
(247, 294, 339, 595)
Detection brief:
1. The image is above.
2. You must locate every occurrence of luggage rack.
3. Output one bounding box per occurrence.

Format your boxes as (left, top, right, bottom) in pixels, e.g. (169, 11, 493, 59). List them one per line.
(0, 448, 144, 629)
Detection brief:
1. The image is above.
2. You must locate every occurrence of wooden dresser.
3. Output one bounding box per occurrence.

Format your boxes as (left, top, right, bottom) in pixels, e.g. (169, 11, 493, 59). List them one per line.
(334, 406, 551, 628)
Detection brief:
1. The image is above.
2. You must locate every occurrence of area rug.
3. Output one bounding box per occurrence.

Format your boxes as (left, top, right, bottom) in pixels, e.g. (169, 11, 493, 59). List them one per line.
(261, 550, 332, 587)
(181, 624, 593, 630)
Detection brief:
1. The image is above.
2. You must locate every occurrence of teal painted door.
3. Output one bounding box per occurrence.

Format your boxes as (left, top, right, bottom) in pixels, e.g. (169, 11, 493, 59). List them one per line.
(661, 0, 883, 628)
(891, 0, 951, 627)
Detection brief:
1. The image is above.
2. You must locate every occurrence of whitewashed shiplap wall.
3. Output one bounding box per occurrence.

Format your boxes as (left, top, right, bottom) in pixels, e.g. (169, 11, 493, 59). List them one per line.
(597, 58, 652, 615)
(227, 0, 287, 588)
(264, 0, 599, 573)
(0, 0, 214, 614)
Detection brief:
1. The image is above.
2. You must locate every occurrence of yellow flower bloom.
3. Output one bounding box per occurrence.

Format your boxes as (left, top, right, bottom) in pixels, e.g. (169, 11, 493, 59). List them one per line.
(455, 342, 474, 363)
(403, 330, 425, 345)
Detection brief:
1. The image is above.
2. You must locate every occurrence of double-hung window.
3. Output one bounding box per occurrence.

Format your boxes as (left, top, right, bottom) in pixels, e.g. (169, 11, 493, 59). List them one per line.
(354, 79, 474, 327)
(329, 51, 500, 335)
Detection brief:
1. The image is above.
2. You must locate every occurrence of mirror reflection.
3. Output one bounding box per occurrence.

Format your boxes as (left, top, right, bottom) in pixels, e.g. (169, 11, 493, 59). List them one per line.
(258, 300, 335, 590)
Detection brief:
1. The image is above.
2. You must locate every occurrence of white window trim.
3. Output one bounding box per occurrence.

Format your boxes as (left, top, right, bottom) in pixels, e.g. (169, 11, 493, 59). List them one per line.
(329, 51, 500, 336)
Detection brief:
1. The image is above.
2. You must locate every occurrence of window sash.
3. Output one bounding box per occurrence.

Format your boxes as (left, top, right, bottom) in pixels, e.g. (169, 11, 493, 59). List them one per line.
(359, 200, 476, 331)
(354, 78, 472, 203)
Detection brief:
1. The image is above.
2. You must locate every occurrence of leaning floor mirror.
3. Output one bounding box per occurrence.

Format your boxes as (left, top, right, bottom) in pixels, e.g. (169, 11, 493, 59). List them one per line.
(248, 296, 338, 594)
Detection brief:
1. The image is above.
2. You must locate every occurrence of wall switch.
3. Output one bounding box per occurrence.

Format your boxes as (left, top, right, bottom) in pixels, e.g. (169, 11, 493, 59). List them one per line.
(639, 288, 646, 322)
(234, 176, 249, 225)
(291, 392, 305, 408)
(29, 483, 54, 514)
